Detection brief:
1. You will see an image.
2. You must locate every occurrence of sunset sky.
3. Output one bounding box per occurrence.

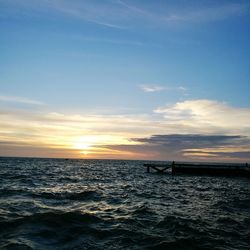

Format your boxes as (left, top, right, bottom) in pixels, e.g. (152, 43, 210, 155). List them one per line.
(0, 0, 250, 161)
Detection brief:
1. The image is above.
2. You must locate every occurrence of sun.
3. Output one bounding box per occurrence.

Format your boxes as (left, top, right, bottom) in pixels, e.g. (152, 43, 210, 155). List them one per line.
(71, 134, 138, 157)
(72, 136, 98, 154)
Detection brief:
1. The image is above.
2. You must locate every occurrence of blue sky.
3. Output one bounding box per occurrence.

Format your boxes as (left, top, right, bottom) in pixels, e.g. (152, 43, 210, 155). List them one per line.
(0, 0, 250, 161)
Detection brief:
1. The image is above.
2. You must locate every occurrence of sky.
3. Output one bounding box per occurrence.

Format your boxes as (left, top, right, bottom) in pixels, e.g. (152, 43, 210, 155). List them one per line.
(0, 0, 250, 162)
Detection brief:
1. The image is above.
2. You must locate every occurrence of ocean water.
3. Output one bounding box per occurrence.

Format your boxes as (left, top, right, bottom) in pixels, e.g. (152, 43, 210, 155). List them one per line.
(0, 158, 249, 250)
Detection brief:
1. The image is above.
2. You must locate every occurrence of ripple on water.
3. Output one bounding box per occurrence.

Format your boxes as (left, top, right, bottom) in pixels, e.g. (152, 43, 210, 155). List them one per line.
(0, 158, 250, 250)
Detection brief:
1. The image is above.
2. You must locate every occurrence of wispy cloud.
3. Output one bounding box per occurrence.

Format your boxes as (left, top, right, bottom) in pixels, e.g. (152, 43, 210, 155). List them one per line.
(50, 1, 127, 29)
(163, 3, 249, 24)
(115, 0, 153, 17)
(177, 86, 187, 92)
(1, 1, 248, 29)
(47, 1, 250, 27)
(139, 84, 189, 95)
(140, 84, 166, 93)
(0, 95, 45, 106)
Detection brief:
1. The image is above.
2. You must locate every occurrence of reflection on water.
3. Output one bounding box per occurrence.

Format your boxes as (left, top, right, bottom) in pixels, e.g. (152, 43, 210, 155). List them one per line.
(0, 158, 250, 249)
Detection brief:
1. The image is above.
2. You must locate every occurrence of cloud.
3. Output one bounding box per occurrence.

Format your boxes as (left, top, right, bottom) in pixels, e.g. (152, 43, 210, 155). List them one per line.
(132, 134, 243, 146)
(177, 86, 187, 91)
(0, 0, 127, 29)
(140, 84, 166, 93)
(1, 1, 248, 29)
(104, 134, 250, 161)
(155, 99, 250, 135)
(0, 95, 45, 106)
(0, 98, 250, 161)
(59, 1, 248, 25)
(163, 3, 248, 24)
(0, 142, 80, 159)
(139, 84, 188, 94)
(49, 1, 128, 29)
(183, 149, 250, 159)
(96, 99, 250, 161)
(0, 107, 161, 159)
(115, 0, 151, 16)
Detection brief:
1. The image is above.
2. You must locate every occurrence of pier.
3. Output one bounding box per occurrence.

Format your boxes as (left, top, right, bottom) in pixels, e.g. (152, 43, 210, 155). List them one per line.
(144, 161, 250, 177)
(144, 163, 172, 173)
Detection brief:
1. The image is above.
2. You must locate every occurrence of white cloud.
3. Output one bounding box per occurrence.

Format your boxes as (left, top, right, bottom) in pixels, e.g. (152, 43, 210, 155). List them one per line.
(0, 95, 45, 106)
(177, 86, 187, 91)
(155, 99, 250, 135)
(140, 84, 166, 93)
(140, 84, 188, 96)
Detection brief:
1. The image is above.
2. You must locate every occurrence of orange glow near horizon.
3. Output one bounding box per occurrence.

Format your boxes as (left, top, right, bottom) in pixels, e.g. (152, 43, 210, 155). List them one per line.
(68, 135, 142, 158)
(0, 105, 249, 161)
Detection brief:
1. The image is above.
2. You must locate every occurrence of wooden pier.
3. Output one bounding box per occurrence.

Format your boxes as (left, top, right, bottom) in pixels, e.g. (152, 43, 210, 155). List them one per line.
(144, 161, 250, 177)
(144, 163, 172, 173)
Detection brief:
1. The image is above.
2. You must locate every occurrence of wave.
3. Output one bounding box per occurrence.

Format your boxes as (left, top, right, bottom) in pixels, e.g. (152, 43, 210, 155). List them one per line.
(0, 189, 102, 203)
(1, 242, 33, 250)
(31, 190, 101, 201)
(0, 211, 105, 249)
(1, 158, 250, 249)
(0, 210, 102, 232)
(0, 188, 27, 197)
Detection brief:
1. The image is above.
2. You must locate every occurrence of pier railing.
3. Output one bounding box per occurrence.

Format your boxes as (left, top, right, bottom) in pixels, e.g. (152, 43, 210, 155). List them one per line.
(144, 161, 250, 177)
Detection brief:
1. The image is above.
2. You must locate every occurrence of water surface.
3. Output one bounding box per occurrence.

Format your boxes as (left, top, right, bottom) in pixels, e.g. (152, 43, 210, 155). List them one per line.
(0, 158, 249, 249)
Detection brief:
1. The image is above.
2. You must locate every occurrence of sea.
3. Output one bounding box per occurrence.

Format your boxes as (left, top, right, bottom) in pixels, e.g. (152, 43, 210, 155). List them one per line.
(0, 157, 249, 250)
